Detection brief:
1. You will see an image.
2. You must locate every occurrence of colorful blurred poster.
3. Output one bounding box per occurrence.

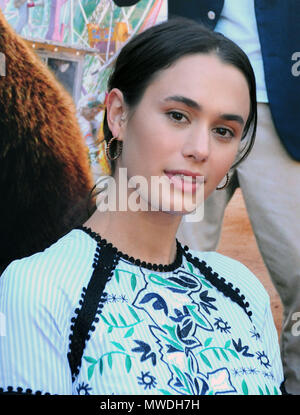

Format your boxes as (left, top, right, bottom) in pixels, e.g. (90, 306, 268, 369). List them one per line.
(0, 0, 167, 101)
(0, 1, 167, 180)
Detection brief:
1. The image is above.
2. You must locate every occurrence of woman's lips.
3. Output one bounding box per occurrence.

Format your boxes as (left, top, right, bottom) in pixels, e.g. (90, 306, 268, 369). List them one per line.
(164, 170, 205, 193)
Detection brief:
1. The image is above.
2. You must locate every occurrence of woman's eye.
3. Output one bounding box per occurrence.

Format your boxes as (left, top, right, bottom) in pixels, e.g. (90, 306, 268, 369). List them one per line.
(213, 127, 234, 138)
(167, 111, 188, 123)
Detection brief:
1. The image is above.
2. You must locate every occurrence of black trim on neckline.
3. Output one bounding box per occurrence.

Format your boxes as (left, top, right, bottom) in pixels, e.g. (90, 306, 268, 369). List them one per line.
(77, 225, 252, 319)
(77, 225, 183, 272)
(0, 386, 51, 395)
(67, 226, 253, 382)
(182, 249, 253, 321)
(67, 241, 119, 382)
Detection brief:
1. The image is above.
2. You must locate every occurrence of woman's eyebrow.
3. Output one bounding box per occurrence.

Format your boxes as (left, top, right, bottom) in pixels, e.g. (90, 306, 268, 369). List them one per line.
(219, 113, 245, 126)
(163, 95, 245, 126)
(163, 95, 202, 110)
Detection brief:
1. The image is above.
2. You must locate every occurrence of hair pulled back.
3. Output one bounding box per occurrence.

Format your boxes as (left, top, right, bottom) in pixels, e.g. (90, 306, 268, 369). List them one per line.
(103, 17, 257, 174)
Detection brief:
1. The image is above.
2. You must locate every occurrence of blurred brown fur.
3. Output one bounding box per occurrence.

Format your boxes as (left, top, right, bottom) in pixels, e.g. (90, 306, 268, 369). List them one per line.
(0, 10, 94, 273)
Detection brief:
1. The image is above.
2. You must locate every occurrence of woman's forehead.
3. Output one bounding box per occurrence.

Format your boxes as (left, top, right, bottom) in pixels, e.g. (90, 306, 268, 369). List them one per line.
(141, 54, 250, 117)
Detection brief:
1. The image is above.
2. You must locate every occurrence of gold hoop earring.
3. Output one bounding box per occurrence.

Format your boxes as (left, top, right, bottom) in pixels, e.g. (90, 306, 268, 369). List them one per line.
(216, 173, 229, 190)
(105, 136, 123, 161)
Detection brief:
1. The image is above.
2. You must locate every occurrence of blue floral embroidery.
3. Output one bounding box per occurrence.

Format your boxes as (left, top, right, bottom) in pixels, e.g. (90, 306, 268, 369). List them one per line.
(131, 340, 157, 366)
(198, 290, 217, 315)
(76, 382, 92, 395)
(137, 371, 157, 390)
(256, 351, 271, 369)
(232, 338, 254, 357)
(139, 293, 168, 316)
(214, 317, 231, 333)
(81, 262, 280, 395)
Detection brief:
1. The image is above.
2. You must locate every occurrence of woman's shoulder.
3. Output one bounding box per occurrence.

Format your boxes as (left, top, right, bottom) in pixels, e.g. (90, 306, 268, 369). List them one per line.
(186, 249, 270, 320)
(0, 229, 95, 394)
(189, 249, 267, 293)
(0, 229, 96, 305)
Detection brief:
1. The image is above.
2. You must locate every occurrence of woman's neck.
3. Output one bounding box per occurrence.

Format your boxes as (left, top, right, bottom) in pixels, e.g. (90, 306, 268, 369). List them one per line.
(83, 207, 182, 266)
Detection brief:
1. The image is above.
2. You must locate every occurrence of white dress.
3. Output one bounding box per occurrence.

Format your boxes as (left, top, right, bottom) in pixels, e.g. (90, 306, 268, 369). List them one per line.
(0, 227, 284, 395)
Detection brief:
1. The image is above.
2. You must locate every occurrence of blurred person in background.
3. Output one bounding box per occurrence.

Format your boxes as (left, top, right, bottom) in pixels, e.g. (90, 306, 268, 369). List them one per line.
(77, 93, 106, 183)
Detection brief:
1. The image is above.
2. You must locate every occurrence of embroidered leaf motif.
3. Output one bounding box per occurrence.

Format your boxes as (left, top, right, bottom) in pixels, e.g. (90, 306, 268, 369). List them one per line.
(111, 341, 125, 351)
(201, 280, 213, 289)
(220, 349, 229, 361)
(232, 338, 254, 357)
(128, 305, 140, 322)
(204, 337, 213, 347)
(124, 327, 134, 338)
(99, 358, 104, 375)
(186, 305, 208, 327)
(199, 352, 212, 368)
(140, 293, 168, 316)
(109, 313, 118, 326)
(160, 334, 184, 352)
(88, 363, 96, 380)
(224, 340, 231, 349)
(125, 355, 132, 373)
(114, 269, 137, 288)
(172, 365, 191, 394)
(186, 262, 212, 288)
(242, 379, 248, 395)
(119, 313, 127, 326)
(108, 326, 113, 333)
(99, 314, 110, 325)
(108, 353, 113, 369)
(97, 351, 133, 376)
(228, 349, 239, 359)
(172, 365, 185, 382)
(148, 273, 166, 286)
(200, 339, 238, 366)
(265, 385, 271, 395)
(176, 319, 196, 346)
(84, 356, 97, 364)
(162, 324, 181, 344)
(168, 275, 198, 289)
(149, 273, 183, 289)
(158, 389, 172, 395)
(115, 269, 120, 283)
(258, 385, 264, 395)
(187, 356, 193, 374)
(131, 340, 156, 366)
(187, 262, 193, 273)
(131, 274, 137, 291)
(274, 386, 279, 395)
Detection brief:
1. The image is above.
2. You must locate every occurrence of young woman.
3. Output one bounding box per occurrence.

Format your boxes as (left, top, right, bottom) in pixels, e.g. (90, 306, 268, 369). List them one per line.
(0, 19, 284, 395)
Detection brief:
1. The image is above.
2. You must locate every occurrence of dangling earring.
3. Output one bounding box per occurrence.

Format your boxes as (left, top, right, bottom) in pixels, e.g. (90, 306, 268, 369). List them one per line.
(105, 136, 123, 161)
(216, 173, 230, 190)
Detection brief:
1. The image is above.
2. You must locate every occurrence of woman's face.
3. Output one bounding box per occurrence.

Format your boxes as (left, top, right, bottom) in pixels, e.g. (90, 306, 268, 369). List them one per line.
(108, 53, 250, 216)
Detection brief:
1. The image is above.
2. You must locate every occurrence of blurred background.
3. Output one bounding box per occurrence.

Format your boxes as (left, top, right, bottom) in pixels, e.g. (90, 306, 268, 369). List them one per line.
(0, 0, 167, 104)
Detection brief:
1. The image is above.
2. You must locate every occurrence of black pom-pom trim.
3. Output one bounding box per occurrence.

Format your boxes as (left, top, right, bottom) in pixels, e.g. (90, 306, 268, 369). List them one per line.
(67, 239, 120, 382)
(0, 386, 51, 395)
(180, 245, 253, 321)
(77, 226, 183, 272)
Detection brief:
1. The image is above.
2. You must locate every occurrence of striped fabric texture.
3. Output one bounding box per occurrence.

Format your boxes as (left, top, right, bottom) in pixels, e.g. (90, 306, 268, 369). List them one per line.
(0, 229, 284, 395)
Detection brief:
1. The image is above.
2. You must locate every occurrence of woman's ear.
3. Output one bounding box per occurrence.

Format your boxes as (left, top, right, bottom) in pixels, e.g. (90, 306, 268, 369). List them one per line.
(106, 88, 127, 140)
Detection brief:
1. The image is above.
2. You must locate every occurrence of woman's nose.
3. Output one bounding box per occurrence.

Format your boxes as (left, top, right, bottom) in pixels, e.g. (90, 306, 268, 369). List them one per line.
(182, 127, 210, 162)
